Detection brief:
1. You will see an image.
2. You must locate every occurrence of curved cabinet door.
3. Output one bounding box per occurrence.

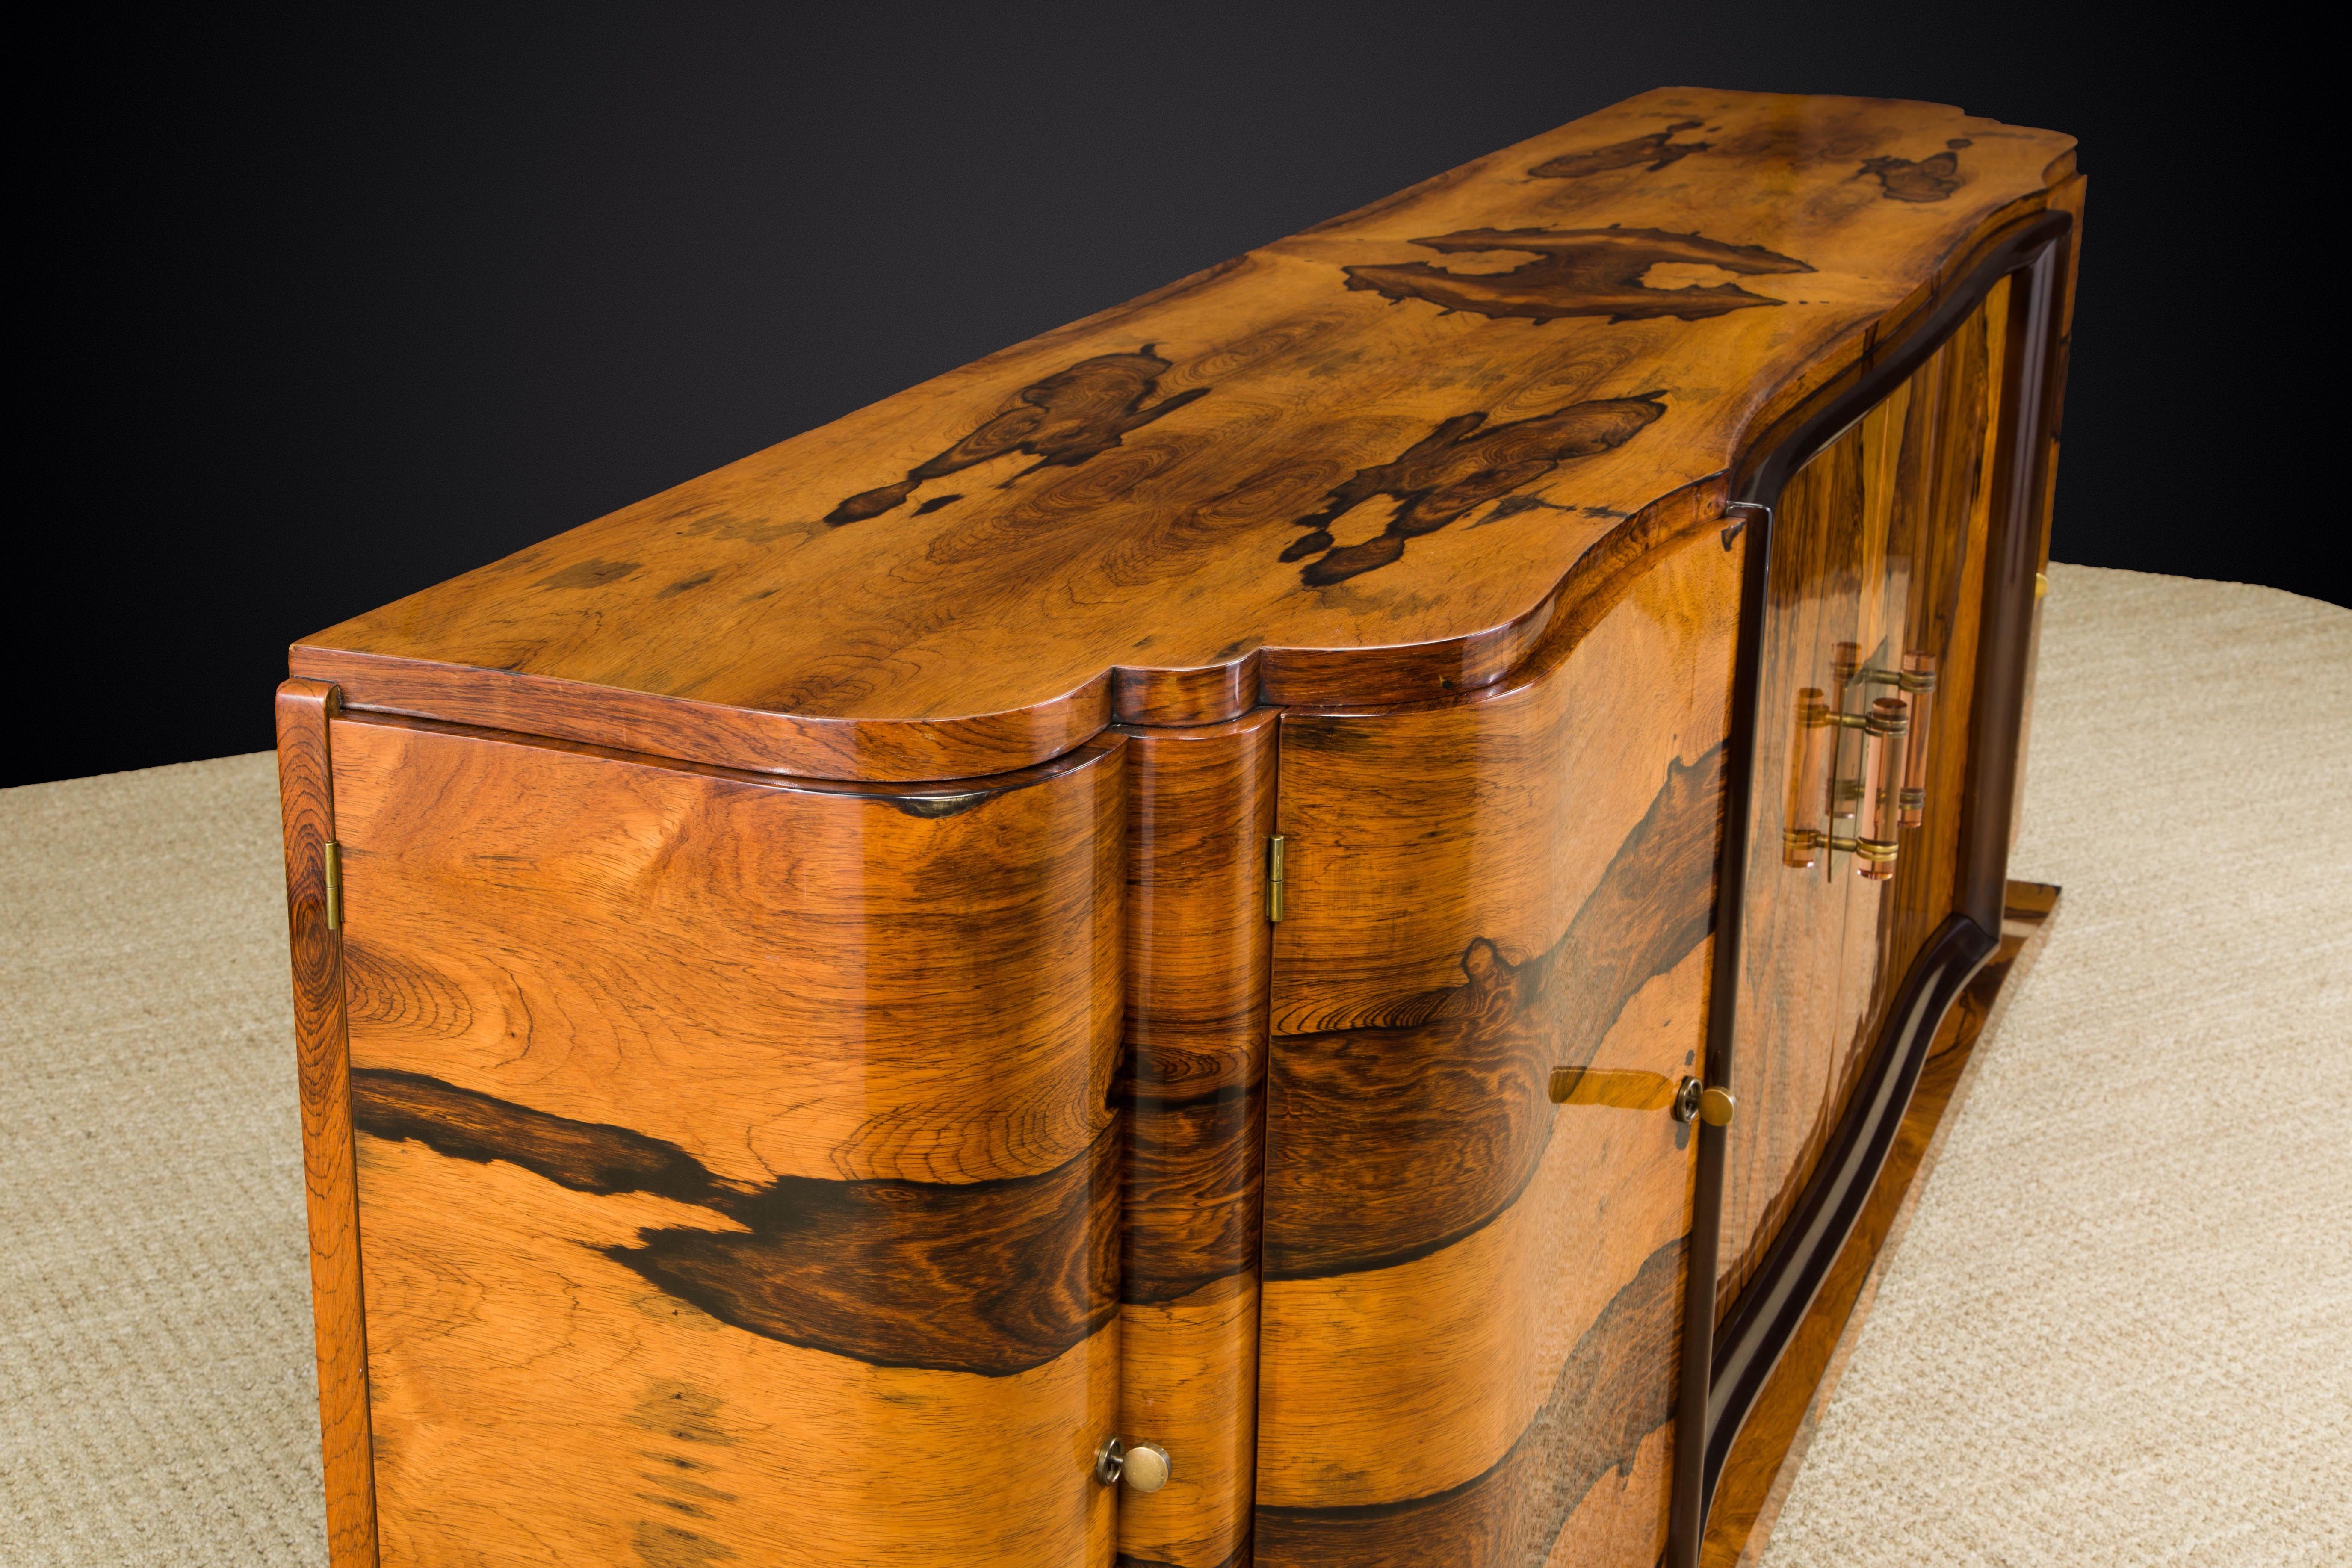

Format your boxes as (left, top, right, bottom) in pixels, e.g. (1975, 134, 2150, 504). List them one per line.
(1254, 511, 1744, 1567)
(327, 715, 1126, 1567)
(1117, 710, 1279, 1568)
(1718, 281, 2009, 1317)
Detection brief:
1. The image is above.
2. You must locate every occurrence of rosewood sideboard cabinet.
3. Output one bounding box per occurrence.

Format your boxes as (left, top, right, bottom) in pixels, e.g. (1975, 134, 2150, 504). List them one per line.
(275, 89, 2081, 1568)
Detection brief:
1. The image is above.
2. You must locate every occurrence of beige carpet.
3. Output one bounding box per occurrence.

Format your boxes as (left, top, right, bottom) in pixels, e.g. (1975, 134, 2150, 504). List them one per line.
(2, 564, 2345, 1567)
(1758, 567, 2352, 1568)
(2, 750, 322, 1563)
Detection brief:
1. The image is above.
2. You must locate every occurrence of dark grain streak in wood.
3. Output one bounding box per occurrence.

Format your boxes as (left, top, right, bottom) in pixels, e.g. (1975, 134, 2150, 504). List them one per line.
(1343, 228, 1813, 324)
(1859, 139, 1971, 202)
(294, 96, 2072, 783)
(1254, 1238, 1684, 1567)
(1263, 746, 1722, 1281)
(1122, 1084, 1262, 1306)
(1117, 709, 1274, 1568)
(350, 1069, 1117, 1378)
(352, 1070, 753, 1209)
(826, 346, 1210, 524)
(1530, 119, 1711, 178)
(1278, 396, 1666, 586)
(1256, 478, 1725, 711)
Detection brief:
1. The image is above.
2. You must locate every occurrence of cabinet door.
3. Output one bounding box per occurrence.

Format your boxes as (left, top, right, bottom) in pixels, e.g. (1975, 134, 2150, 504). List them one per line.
(1717, 279, 2009, 1318)
(1117, 711, 1279, 1568)
(321, 716, 1126, 1567)
(1253, 512, 1743, 1567)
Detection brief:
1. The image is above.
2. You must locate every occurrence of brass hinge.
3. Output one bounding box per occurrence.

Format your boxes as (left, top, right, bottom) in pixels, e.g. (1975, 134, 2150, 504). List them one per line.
(1267, 834, 1286, 923)
(324, 840, 343, 931)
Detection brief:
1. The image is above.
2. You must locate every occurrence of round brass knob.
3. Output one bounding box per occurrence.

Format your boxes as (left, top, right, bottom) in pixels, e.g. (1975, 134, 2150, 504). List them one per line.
(1699, 1087, 1737, 1127)
(1122, 1442, 1172, 1494)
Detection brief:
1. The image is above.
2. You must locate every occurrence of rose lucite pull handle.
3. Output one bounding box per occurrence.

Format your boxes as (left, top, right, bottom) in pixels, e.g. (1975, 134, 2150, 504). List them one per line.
(1782, 687, 1834, 868)
(1856, 696, 1909, 882)
(1898, 653, 1937, 827)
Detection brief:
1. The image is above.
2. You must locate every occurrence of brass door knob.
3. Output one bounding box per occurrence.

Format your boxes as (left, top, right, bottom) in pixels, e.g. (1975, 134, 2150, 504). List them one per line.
(1123, 1443, 1172, 1494)
(1095, 1437, 1173, 1493)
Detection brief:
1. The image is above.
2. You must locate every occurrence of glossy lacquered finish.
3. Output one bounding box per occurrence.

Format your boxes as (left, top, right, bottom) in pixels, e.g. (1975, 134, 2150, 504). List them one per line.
(1253, 512, 1740, 1565)
(1118, 710, 1278, 1568)
(274, 87, 2083, 1568)
(1675, 201, 2078, 1562)
(1717, 278, 2012, 1318)
(289, 89, 2077, 782)
(274, 680, 377, 1568)
(1701, 882, 2061, 1567)
(326, 714, 1126, 1566)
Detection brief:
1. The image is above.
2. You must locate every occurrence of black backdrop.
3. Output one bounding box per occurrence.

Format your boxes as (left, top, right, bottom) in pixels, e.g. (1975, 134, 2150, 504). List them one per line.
(15, 5, 2331, 789)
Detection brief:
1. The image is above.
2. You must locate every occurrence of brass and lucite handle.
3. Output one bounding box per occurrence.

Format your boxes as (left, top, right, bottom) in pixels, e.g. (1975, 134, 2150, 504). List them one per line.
(1783, 647, 1934, 879)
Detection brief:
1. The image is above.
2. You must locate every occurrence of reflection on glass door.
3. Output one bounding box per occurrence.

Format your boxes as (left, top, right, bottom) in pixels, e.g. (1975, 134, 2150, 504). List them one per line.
(1719, 276, 2010, 1317)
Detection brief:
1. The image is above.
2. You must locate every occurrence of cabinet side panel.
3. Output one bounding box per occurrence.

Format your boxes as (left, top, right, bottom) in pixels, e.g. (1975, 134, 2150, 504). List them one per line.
(275, 679, 378, 1568)
(1254, 520, 1742, 1566)
(1119, 711, 1278, 1568)
(332, 720, 1126, 1567)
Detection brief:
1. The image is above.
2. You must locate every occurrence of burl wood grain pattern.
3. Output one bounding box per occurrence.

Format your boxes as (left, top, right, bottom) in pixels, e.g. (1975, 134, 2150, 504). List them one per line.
(1702, 883, 2059, 1568)
(1117, 710, 1277, 1568)
(327, 713, 1126, 1565)
(275, 679, 378, 1568)
(292, 91, 2075, 782)
(1716, 283, 2008, 1317)
(1253, 510, 1743, 1566)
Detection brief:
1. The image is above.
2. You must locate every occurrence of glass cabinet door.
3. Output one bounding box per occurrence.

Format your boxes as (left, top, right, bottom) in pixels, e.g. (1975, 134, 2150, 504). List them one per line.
(1718, 277, 2011, 1323)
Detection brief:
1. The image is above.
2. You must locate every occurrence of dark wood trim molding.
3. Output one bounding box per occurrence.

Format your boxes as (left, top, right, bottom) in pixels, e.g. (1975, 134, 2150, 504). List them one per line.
(1729, 210, 2073, 509)
(1702, 914, 1997, 1500)
(1701, 882, 2062, 1567)
(1959, 238, 2068, 935)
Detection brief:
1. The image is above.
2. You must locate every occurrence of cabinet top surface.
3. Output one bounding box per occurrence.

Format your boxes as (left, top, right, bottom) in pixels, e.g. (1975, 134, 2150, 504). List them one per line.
(295, 89, 2074, 781)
